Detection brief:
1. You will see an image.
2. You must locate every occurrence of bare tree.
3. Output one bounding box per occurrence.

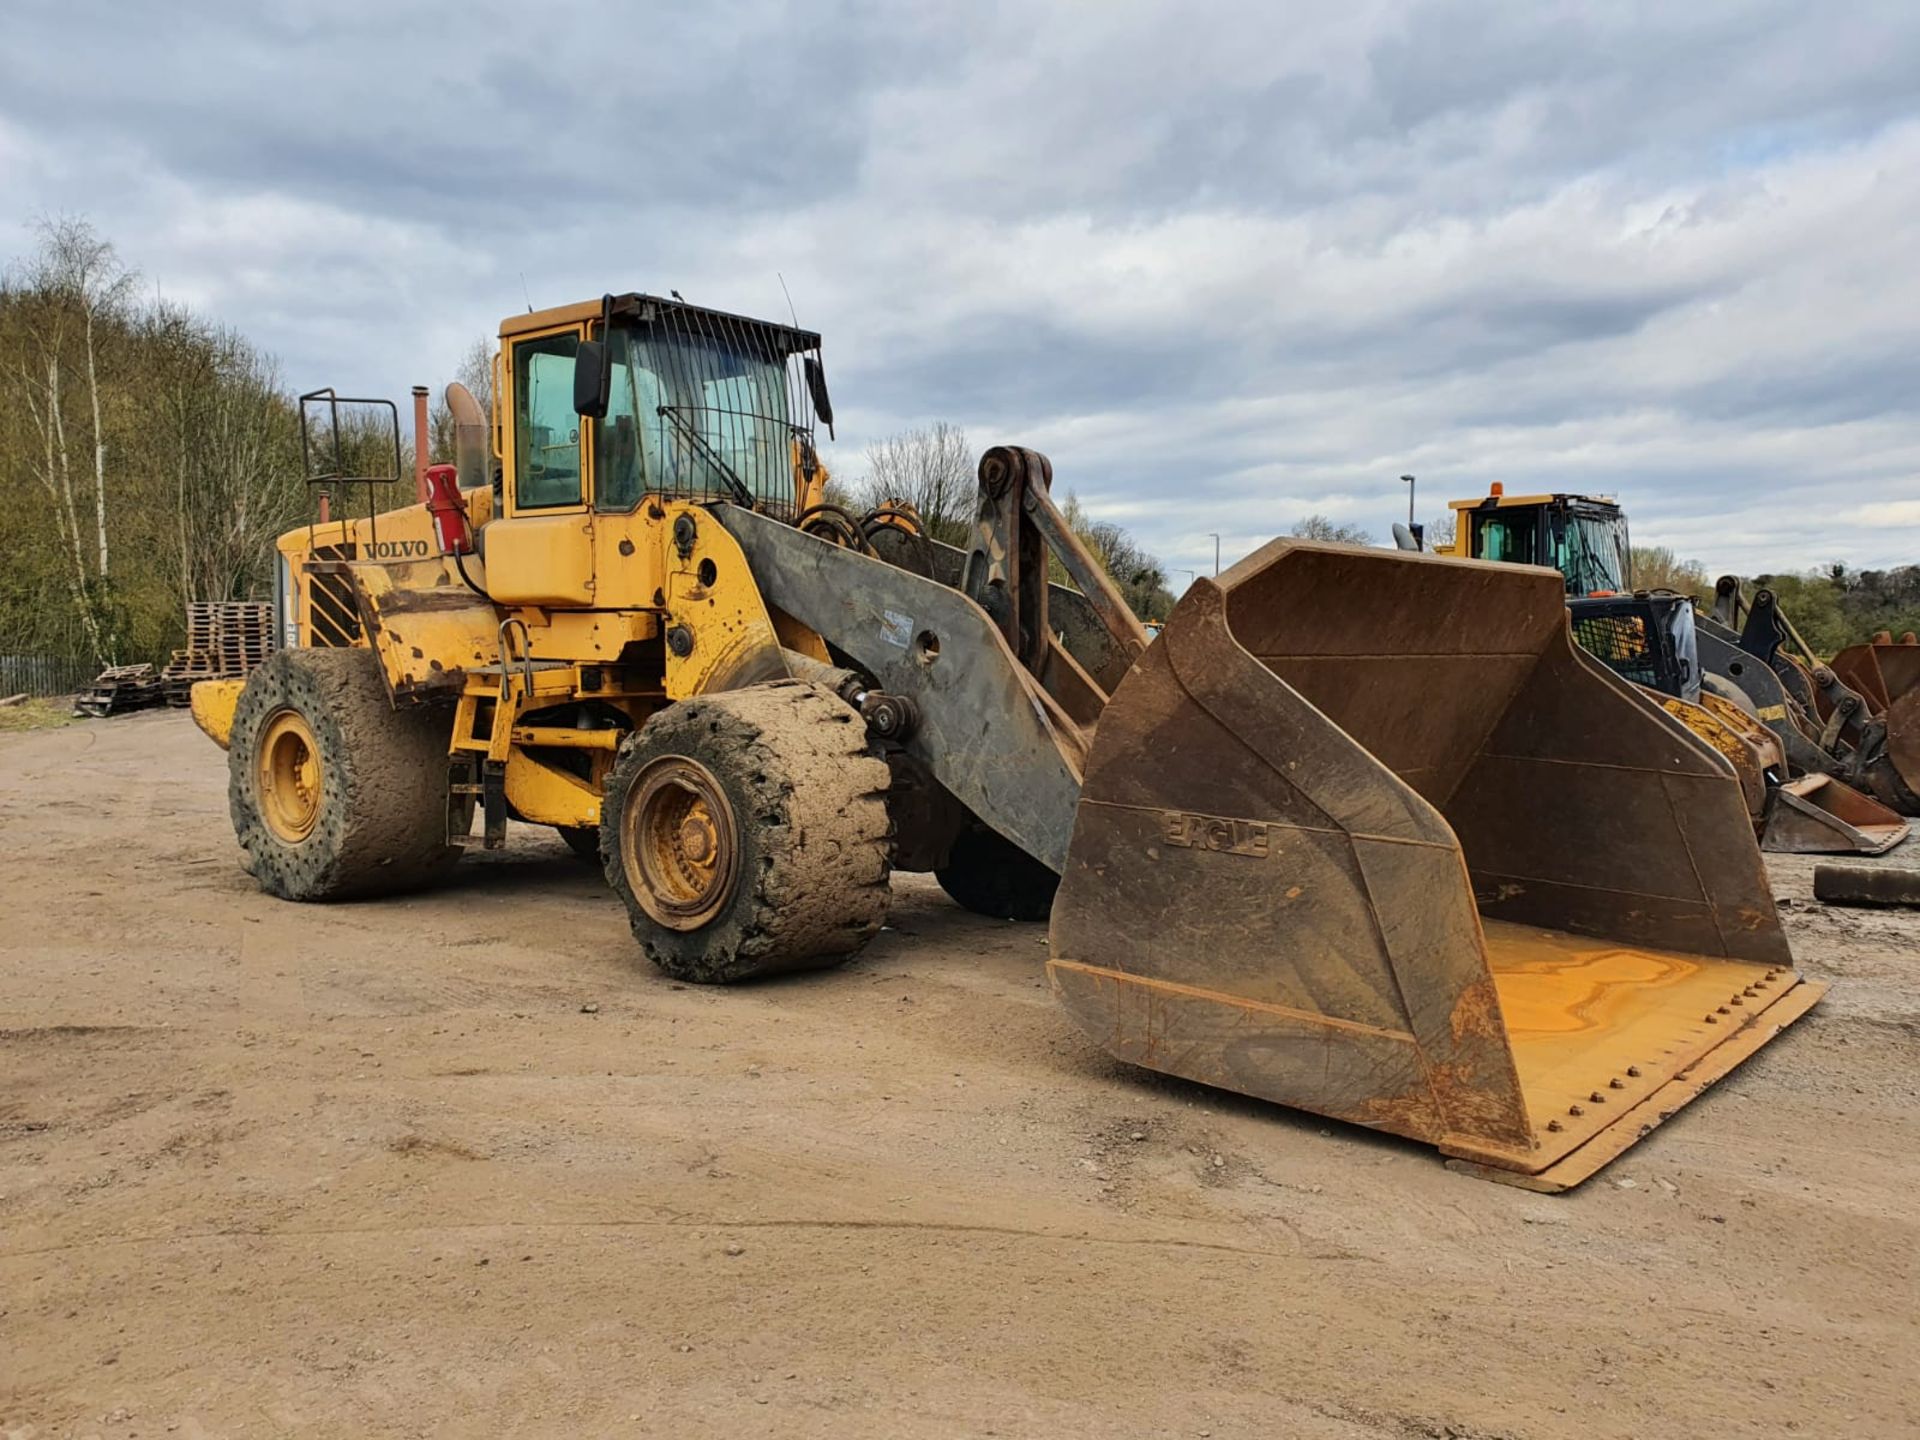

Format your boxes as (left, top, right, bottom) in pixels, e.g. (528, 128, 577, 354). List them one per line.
(1291, 513, 1374, 546)
(5, 284, 96, 653)
(1631, 545, 1708, 600)
(0, 217, 350, 664)
(148, 302, 303, 606)
(850, 421, 975, 545)
(1056, 493, 1177, 622)
(39, 218, 134, 580)
(1425, 510, 1457, 549)
(3, 218, 134, 659)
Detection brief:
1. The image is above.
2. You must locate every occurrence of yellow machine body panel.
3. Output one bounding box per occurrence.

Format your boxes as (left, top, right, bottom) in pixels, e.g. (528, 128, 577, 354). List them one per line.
(189, 677, 247, 750)
(282, 493, 469, 563)
(278, 489, 494, 647)
(348, 556, 501, 701)
(483, 513, 597, 608)
(661, 504, 789, 700)
(503, 745, 602, 828)
(588, 508, 669, 613)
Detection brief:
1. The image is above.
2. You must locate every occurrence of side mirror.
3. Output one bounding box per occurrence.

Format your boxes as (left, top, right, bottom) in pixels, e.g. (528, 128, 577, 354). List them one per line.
(574, 339, 611, 419)
(804, 355, 834, 437)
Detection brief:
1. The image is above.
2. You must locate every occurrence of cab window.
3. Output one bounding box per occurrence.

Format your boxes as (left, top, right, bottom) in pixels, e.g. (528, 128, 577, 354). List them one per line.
(1472, 511, 1539, 566)
(514, 333, 583, 509)
(595, 325, 653, 512)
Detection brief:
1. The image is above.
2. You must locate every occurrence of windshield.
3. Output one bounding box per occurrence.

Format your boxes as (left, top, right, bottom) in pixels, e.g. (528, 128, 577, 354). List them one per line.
(1553, 509, 1629, 597)
(598, 320, 797, 511)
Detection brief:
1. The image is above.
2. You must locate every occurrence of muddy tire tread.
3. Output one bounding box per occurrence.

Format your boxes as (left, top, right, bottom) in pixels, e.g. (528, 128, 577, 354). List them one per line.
(602, 680, 892, 982)
(228, 647, 459, 901)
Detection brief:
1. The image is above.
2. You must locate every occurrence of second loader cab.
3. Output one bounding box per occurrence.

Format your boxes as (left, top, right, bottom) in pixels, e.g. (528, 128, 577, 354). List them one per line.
(1567, 590, 1701, 703)
(1442, 485, 1632, 598)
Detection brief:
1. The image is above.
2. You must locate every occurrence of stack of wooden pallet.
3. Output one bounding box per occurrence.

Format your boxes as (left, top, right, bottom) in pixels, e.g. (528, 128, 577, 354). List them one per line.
(73, 664, 167, 717)
(160, 601, 276, 706)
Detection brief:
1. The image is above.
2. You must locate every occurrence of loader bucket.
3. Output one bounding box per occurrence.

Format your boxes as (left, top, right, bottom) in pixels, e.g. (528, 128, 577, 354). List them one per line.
(1830, 634, 1920, 712)
(1651, 691, 1772, 826)
(1047, 541, 1823, 1192)
(1830, 637, 1920, 802)
(1764, 773, 1909, 857)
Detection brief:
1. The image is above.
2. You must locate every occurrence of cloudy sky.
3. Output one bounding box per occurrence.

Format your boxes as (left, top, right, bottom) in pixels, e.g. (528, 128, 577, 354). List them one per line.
(4, 1, 1918, 579)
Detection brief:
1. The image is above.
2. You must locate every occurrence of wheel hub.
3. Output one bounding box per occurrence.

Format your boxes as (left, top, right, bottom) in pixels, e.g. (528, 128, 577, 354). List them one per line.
(257, 709, 323, 843)
(622, 756, 739, 931)
(677, 813, 716, 864)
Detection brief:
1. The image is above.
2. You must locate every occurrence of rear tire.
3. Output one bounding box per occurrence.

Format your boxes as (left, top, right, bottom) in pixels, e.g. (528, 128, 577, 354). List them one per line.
(228, 647, 461, 901)
(936, 824, 1059, 922)
(557, 825, 601, 861)
(602, 680, 892, 982)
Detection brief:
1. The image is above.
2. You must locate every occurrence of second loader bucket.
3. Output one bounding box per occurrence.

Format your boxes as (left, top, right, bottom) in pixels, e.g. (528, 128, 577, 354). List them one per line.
(1652, 689, 1908, 855)
(1048, 541, 1823, 1191)
(1830, 636, 1920, 803)
(1764, 773, 1909, 856)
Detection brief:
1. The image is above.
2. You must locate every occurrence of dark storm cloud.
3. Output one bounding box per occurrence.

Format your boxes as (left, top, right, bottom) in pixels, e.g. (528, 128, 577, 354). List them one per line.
(2, 0, 1917, 574)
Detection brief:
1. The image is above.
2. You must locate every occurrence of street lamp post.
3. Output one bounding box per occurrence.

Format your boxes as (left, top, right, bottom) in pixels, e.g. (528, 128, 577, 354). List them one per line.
(1401, 474, 1423, 548)
(1207, 533, 1220, 577)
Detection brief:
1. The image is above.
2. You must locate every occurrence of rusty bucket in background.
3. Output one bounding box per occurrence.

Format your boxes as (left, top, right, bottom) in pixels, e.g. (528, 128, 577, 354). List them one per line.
(1830, 634, 1920, 810)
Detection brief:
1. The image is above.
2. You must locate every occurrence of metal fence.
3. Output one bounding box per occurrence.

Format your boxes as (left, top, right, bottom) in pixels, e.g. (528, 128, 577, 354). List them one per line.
(0, 654, 96, 698)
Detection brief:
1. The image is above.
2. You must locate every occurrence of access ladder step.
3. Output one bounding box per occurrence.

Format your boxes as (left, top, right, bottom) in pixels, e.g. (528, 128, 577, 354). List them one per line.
(482, 760, 508, 850)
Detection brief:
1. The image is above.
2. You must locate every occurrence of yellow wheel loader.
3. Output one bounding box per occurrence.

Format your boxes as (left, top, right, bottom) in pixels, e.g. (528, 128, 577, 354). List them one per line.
(195, 291, 1823, 1190)
(1430, 486, 1911, 851)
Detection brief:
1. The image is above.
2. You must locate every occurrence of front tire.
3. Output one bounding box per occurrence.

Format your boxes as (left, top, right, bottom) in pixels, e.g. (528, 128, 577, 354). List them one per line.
(602, 681, 892, 982)
(228, 647, 461, 901)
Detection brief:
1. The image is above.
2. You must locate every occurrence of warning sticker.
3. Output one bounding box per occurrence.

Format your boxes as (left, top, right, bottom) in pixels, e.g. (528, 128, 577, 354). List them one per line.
(880, 608, 914, 650)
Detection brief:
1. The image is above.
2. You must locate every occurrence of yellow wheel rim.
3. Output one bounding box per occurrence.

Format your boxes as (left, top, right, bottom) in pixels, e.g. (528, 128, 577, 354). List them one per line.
(257, 709, 324, 843)
(621, 756, 738, 931)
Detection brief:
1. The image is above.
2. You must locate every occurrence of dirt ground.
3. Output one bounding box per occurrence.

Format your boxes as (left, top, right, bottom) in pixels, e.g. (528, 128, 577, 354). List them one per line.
(2, 710, 1916, 1440)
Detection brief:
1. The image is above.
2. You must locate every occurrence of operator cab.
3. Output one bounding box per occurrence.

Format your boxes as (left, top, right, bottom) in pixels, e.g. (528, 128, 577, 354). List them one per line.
(1445, 486, 1631, 598)
(483, 293, 834, 609)
(500, 291, 831, 520)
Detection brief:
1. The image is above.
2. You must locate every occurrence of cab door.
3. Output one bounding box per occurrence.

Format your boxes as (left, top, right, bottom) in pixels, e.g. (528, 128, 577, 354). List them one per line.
(484, 325, 597, 607)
